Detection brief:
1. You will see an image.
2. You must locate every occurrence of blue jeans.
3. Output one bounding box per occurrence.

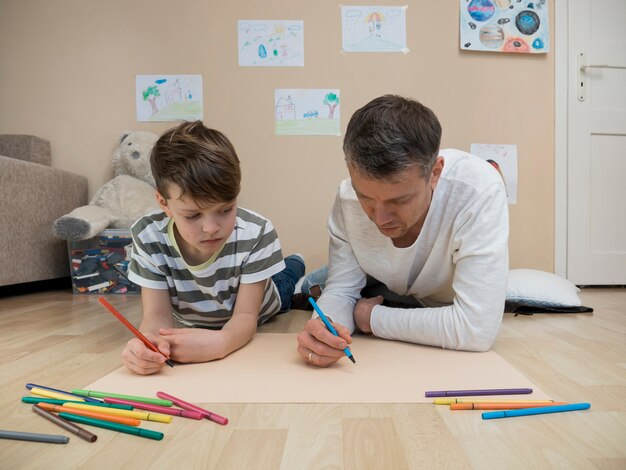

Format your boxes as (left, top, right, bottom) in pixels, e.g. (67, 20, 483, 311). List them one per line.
(300, 266, 421, 308)
(300, 265, 328, 295)
(272, 255, 306, 312)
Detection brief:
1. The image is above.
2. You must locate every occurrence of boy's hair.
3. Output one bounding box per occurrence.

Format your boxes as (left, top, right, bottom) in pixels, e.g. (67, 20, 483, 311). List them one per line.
(151, 121, 241, 204)
(343, 95, 442, 181)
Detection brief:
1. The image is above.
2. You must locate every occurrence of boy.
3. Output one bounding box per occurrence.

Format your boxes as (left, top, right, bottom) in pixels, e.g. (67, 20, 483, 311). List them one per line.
(124, 121, 304, 375)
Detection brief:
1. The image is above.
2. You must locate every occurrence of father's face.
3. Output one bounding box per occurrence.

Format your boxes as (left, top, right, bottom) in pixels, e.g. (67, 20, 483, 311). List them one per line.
(349, 158, 444, 245)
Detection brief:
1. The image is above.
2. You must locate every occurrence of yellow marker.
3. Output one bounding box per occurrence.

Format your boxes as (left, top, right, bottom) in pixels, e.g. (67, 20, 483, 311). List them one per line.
(30, 387, 86, 402)
(63, 402, 173, 423)
(433, 398, 555, 405)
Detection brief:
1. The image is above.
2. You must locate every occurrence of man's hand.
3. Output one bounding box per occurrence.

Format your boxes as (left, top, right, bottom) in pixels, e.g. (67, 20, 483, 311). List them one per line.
(122, 333, 171, 376)
(296, 318, 353, 367)
(354, 295, 383, 334)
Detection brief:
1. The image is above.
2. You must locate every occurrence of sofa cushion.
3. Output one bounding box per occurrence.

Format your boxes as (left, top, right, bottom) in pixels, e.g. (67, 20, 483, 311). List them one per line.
(0, 135, 51, 166)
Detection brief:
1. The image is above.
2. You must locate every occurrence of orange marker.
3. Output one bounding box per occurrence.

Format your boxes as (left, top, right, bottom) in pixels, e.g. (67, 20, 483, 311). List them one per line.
(98, 297, 174, 367)
(451, 402, 567, 411)
(37, 402, 141, 426)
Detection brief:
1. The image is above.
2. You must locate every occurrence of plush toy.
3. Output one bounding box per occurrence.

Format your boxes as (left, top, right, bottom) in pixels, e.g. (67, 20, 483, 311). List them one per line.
(53, 131, 160, 240)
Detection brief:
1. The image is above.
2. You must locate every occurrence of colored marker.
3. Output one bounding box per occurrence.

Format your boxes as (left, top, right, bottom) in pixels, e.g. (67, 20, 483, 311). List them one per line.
(103, 397, 203, 420)
(98, 297, 174, 368)
(32, 405, 98, 442)
(451, 402, 566, 410)
(482, 402, 591, 420)
(26, 383, 102, 403)
(425, 388, 533, 398)
(37, 403, 141, 426)
(307, 297, 356, 364)
(59, 413, 163, 441)
(61, 403, 173, 423)
(0, 429, 69, 444)
(156, 391, 228, 425)
(71, 389, 173, 406)
(30, 387, 86, 402)
(434, 398, 554, 405)
(22, 396, 133, 410)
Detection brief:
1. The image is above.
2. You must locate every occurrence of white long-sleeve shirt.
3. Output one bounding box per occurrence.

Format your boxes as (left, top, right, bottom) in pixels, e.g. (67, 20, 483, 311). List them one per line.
(316, 149, 509, 352)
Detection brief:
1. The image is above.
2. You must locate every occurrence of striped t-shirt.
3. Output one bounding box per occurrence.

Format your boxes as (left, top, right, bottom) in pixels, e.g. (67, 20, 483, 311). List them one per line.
(128, 207, 286, 328)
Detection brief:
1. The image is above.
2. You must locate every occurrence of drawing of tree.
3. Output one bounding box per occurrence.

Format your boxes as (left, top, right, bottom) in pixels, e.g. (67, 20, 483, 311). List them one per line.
(324, 92, 339, 119)
(142, 85, 160, 116)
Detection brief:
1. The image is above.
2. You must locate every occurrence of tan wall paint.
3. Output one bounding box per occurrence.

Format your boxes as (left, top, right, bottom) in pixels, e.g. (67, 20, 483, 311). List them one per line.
(0, 1, 554, 271)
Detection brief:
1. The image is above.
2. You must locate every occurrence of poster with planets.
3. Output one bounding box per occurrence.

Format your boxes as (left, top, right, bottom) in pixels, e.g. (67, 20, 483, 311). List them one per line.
(460, 0, 549, 53)
(238, 20, 304, 66)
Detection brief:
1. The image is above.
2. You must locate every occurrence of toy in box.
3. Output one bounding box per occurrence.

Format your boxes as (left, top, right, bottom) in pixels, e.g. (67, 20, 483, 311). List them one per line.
(68, 229, 140, 294)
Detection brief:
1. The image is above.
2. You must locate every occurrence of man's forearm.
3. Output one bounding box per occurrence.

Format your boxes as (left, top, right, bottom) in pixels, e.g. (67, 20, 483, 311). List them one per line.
(370, 303, 503, 352)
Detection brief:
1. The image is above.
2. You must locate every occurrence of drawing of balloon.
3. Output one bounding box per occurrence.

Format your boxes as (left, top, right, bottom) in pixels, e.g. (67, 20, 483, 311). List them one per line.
(258, 44, 267, 59)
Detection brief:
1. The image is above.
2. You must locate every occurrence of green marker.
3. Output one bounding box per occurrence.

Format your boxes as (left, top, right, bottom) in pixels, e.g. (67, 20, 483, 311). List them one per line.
(71, 389, 172, 407)
(59, 413, 164, 441)
(21, 397, 133, 410)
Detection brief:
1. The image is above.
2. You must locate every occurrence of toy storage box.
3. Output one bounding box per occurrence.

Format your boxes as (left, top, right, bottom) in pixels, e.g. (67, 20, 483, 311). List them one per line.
(67, 229, 140, 294)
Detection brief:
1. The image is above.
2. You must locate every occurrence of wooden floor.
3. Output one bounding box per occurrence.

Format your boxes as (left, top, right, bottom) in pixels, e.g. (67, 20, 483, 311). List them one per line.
(1, 288, 625, 469)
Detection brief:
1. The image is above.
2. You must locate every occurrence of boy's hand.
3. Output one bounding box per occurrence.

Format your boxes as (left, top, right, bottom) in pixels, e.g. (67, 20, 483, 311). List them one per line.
(297, 318, 352, 367)
(122, 334, 171, 375)
(159, 328, 226, 363)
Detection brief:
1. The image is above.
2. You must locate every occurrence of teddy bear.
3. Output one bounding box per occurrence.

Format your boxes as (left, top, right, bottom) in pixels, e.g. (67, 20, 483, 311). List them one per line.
(53, 131, 160, 240)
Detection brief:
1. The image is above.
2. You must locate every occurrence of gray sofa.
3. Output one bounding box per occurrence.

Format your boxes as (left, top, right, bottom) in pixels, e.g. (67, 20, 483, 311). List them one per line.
(0, 135, 88, 287)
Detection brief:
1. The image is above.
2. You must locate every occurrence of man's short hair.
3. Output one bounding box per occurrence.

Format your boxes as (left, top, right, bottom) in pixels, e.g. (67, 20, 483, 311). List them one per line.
(151, 121, 241, 204)
(343, 95, 442, 180)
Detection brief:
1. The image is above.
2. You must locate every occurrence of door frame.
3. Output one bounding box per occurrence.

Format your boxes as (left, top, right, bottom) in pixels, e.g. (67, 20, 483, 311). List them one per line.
(554, 0, 569, 278)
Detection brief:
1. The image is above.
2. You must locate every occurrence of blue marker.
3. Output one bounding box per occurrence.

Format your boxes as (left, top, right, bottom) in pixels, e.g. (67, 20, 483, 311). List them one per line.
(308, 297, 356, 364)
(482, 402, 590, 420)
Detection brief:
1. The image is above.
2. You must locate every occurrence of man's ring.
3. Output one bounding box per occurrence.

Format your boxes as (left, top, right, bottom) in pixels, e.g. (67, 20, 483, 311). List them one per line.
(308, 352, 313, 363)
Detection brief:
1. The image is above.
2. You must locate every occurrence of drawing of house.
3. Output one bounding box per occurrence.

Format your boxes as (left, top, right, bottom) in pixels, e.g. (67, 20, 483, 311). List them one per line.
(275, 96, 296, 120)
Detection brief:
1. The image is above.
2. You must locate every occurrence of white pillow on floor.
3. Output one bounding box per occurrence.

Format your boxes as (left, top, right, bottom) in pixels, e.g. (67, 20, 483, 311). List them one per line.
(506, 269, 582, 307)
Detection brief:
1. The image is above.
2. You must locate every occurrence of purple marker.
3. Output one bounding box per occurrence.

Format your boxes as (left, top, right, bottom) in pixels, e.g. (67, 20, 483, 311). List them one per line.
(425, 388, 533, 398)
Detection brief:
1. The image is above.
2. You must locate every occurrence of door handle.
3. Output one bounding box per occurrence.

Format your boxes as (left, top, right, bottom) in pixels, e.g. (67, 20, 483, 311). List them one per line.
(578, 52, 626, 102)
(580, 64, 626, 71)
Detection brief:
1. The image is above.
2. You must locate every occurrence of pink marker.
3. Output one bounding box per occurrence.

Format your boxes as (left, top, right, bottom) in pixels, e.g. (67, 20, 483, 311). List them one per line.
(103, 397, 203, 420)
(156, 391, 228, 425)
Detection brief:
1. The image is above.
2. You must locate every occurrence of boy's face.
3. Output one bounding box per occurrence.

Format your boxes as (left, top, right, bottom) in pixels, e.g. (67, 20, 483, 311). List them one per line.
(157, 183, 237, 261)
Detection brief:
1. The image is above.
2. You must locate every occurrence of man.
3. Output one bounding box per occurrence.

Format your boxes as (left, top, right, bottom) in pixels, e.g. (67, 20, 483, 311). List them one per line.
(296, 95, 509, 367)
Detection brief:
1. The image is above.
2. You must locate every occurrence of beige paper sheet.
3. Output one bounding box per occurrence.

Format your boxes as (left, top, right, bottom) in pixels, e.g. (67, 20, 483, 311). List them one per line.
(87, 333, 549, 403)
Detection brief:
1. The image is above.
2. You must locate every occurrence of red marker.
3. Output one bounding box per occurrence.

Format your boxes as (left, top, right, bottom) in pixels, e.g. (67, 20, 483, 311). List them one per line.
(103, 397, 203, 419)
(156, 391, 228, 425)
(98, 297, 174, 368)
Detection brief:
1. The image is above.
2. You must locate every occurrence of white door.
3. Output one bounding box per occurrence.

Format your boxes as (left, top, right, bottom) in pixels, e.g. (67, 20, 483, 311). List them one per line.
(567, 0, 626, 285)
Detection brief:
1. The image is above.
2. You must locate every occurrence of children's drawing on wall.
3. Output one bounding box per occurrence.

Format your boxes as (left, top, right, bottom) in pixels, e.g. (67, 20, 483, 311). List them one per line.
(471, 143, 518, 204)
(460, 0, 549, 53)
(341, 5, 408, 53)
(238, 20, 304, 66)
(274, 89, 340, 136)
(135, 75, 203, 122)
